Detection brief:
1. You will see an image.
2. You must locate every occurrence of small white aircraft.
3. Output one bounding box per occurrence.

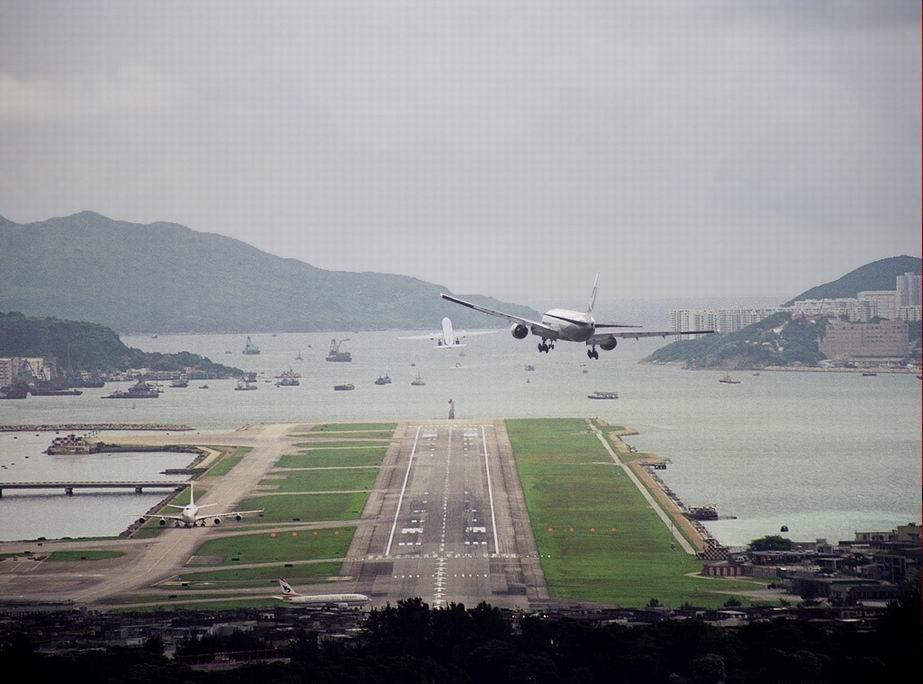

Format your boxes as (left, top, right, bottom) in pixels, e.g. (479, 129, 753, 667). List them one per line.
(138, 482, 263, 528)
(275, 578, 370, 607)
(441, 274, 716, 359)
(398, 316, 500, 349)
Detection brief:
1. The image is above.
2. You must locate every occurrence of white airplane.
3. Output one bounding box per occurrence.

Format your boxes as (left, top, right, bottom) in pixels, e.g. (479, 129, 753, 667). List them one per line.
(398, 316, 500, 349)
(275, 578, 370, 608)
(441, 274, 716, 359)
(138, 482, 263, 528)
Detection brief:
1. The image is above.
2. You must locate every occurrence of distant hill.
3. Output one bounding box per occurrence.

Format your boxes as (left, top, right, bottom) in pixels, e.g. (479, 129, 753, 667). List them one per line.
(783, 255, 921, 306)
(0, 211, 540, 333)
(0, 312, 240, 376)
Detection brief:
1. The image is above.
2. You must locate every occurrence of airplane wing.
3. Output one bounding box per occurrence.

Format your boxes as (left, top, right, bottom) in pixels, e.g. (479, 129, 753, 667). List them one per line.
(594, 323, 644, 329)
(397, 332, 440, 340)
(440, 294, 559, 338)
(138, 514, 185, 522)
(587, 329, 716, 344)
(194, 508, 264, 523)
(454, 329, 503, 339)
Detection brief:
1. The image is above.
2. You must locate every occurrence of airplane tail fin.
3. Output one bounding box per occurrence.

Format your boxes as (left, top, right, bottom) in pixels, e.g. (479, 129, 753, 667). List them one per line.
(587, 273, 600, 315)
(278, 578, 298, 596)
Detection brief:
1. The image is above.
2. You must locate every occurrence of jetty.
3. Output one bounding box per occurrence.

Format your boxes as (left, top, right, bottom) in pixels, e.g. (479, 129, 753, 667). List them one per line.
(0, 423, 192, 433)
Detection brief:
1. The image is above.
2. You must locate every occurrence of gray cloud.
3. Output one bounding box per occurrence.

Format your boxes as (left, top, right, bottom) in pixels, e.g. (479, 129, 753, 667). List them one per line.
(0, 0, 918, 302)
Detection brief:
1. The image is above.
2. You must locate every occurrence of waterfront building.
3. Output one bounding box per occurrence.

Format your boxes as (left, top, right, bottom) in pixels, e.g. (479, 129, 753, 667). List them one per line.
(857, 290, 897, 320)
(896, 305, 921, 322)
(896, 272, 921, 307)
(819, 319, 909, 362)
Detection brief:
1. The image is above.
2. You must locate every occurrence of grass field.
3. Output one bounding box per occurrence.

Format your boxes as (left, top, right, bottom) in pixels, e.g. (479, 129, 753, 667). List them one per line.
(205, 446, 251, 477)
(179, 560, 342, 585)
(310, 423, 396, 432)
(277, 447, 387, 468)
(193, 528, 354, 563)
(115, 598, 280, 613)
(293, 440, 391, 448)
(263, 468, 378, 493)
(47, 550, 125, 562)
(506, 418, 766, 608)
(237, 492, 368, 523)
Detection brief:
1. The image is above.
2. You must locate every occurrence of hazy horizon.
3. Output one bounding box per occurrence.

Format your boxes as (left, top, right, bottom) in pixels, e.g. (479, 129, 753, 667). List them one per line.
(1, 1, 919, 301)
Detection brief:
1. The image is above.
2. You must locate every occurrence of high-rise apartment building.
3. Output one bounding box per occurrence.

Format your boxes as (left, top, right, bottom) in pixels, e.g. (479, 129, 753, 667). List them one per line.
(857, 291, 897, 320)
(896, 272, 921, 307)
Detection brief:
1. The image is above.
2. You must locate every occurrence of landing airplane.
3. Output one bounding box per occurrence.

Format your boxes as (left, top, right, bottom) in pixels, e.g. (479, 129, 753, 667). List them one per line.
(441, 274, 715, 359)
(275, 578, 370, 608)
(137, 482, 263, 528)
(398, 317, 500, 349)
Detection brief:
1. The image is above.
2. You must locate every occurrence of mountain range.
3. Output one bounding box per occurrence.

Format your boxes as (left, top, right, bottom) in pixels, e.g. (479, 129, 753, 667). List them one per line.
(0, 212, 539, 334)
(783, 255, 921, 305)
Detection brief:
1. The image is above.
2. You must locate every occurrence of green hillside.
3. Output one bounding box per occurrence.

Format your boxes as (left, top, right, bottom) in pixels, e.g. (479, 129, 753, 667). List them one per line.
(0, 211, 539, 333)
(0, 311, 240, 376)
(783, 255, 920, 305)
(646, 312, 828, 369)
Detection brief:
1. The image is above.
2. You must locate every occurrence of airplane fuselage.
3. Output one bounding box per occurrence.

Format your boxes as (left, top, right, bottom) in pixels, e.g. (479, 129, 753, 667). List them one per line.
(540, 308, 596, 342)
(179, 504, 199, 525)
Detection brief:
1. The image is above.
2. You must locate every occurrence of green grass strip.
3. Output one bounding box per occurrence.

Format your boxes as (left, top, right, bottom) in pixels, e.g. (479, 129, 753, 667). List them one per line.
(237, 492, 368, 523)
(277, 448, 387, 468)
(310, 423, 396, 432)
(193, 528, 354, 564)
(262, 468, 378, 493)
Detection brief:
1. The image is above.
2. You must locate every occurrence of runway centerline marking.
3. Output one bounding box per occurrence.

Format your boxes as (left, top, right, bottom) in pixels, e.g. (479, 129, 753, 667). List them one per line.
(481, 425, 501, 554)
(385, 425, 422, 556)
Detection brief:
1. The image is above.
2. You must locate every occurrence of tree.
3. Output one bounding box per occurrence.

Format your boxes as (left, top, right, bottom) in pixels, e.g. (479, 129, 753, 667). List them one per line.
(748, 535, 793, 552)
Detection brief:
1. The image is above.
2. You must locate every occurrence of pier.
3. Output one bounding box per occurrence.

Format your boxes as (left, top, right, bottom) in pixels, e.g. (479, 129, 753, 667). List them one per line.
(0, 481, 187, 496)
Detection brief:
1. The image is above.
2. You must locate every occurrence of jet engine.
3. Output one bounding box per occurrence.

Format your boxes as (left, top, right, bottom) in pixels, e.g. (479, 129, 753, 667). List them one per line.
(214, 518, 221, 525)
(159, 519, 166, 526)
(510, 323, 529, 339)
(599, 336, 618, 351)
(235, 514, 243, 521)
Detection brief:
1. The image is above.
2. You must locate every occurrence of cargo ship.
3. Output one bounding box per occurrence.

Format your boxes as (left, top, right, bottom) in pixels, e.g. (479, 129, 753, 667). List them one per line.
(334, 383, 355, 391)
(104, 380, 160, 399)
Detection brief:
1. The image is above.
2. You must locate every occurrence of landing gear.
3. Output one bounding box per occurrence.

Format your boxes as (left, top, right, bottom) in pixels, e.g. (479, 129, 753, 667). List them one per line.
(587, 347, 599, 360)
(537, 339, 555, 353)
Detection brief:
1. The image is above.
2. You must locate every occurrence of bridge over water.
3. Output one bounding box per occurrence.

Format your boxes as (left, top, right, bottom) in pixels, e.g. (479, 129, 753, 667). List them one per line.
(0, 481, 188, 496)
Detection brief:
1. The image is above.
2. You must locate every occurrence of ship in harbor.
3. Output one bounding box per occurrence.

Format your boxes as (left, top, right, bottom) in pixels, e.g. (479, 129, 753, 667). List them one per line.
(326, 338, 352, 362)
(410, 374, 426, 386)
(588, 391, 618, 400)
(104, 380, 160, 399)
(170, 376, 189, 388)
(718, 374, 741, 384)
(374, 373, 392, 385)
(242, 336, 261, 355)
(275, 369, 300, 386)
(234, 378, 258, 391)
(334, 383, 355, 391)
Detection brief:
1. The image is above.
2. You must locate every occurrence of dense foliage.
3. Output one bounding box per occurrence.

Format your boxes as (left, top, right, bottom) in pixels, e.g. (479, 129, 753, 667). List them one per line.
(1, 595, 919, 682)
(0, 311, 240, 375)
(748, 535, 794, 552)
(0, 211, 539, 333)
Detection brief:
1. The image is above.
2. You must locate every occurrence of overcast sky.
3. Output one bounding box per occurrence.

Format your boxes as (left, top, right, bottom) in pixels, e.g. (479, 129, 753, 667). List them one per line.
(1, 1, 919, 302)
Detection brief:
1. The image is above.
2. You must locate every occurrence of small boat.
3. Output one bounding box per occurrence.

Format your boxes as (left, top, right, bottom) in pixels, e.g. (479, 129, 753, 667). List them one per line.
(234, 379, 258, 391)
(242, 336, 261, 355)
(295, 351, 304, 361)
(374, 374, 392, 385)
(411, 374, 426, 386)
(861, 371, 878, 377)
(718, 374, 741, 384)
(225, 350, 232, 354)
(752, 372, 760, 376)
(582, 369, 588, 374)
(272, 333, 278, 337)
(198, 384, 209, 389)
(170, 376, 189, 388)
(524, 364, 535, 372)
(334, 383, 355, 391)
(588, 391, 618, 400)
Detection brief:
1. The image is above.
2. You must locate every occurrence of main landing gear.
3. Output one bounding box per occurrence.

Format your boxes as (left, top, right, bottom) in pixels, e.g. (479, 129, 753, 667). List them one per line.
(587, 347, 599, 360)
(537, 339, 555, 353)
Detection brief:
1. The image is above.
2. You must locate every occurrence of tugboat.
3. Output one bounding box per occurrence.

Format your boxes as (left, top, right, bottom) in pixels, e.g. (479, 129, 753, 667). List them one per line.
(587, 391, 618, 400)
(718, 374, 741, 384)
(374, 373, 392, 385)
(242, 336, 261, 355)
(326, 338, 352, 362)
(104, 380, 160, 399)
(411, 374, 426, 386)
(234, 378, 258, 391)
(334, 383, 355, 391)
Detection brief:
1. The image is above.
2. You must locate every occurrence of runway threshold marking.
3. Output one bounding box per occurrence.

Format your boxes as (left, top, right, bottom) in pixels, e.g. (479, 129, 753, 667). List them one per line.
(481, 425, 500, 554)
(385, 425, 422, 557)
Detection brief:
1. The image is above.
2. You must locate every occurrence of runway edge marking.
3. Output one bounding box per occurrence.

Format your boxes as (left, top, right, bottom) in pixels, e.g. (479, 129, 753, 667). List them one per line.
(482, 425, 500, 554)
(384, 425, 422, 556)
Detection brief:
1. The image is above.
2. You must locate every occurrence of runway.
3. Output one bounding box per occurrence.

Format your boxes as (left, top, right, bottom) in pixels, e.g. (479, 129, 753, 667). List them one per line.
(345, 420, 547, 608)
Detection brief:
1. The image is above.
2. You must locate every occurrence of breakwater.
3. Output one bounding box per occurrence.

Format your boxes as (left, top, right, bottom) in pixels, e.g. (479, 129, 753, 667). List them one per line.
(0, 423, 192, 433)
